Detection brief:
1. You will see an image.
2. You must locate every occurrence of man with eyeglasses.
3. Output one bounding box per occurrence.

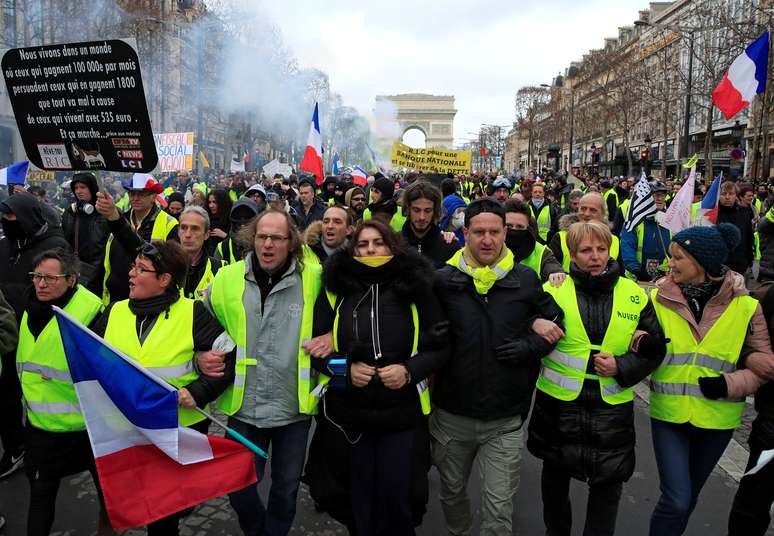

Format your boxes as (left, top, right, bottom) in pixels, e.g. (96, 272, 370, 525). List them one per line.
(95, 173, 179, 305)
(200, 209, 329, 536)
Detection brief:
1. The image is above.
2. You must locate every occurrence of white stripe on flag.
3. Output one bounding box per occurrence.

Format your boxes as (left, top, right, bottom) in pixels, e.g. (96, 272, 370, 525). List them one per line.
(75, 379, 213, 464)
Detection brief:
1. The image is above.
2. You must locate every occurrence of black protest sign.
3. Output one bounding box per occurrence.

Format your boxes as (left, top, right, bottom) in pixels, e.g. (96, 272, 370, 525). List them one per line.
(1, 39, 158, 172)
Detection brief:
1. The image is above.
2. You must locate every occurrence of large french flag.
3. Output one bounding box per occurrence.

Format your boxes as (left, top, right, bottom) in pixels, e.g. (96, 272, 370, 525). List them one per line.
(0, 160, 29, 185)
(54, 308, 256, 531)
(712, 31, 769, 120)
(300, 103, 324, 185)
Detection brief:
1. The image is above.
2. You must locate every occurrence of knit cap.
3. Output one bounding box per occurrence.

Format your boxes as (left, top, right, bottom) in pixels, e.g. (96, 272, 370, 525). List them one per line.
(671, 223, 741, 276)
(371, 177, 394, 199)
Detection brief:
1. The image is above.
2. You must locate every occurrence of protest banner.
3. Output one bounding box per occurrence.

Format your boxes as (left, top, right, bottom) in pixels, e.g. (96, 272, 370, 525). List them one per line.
(263, 159, 293, 178)
(1, 39, 157, 172)
(153, 132, 194, 172)
(390, 141, 471, 174)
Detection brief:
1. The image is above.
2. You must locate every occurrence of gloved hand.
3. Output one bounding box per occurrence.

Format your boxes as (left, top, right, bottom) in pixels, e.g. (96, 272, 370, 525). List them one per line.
(637, 334, 669, 360)
(494, 339, 533, 364)
(698, 375, 728, 400)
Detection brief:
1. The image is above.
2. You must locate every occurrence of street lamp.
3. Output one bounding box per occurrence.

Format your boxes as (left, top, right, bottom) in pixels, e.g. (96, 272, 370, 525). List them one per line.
(634, 19, 695, 166)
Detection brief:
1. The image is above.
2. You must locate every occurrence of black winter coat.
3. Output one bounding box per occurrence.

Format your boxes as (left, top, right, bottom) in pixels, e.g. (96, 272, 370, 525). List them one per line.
(433, 258, 563, 421)
(0, 192, 70, 316)
(717, 203, 754, 274)
(61, 206, 110, 295)
(527, 261, 666, 485)
(401, 222, 459, 269)
(311, 250, 450, 432)
(747, 282, 774, 450)
(104, 205, 179, 303)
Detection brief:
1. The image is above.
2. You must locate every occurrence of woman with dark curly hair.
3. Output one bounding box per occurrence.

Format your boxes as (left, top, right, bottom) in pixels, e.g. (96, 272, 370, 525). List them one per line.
(205, 189, 233, 255)
(304, 219, 450, 535)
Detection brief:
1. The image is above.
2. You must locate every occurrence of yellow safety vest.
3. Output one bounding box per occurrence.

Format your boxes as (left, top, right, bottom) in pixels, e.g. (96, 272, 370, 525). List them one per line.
(363, 208, 405, 233)
(537, 277, 646, 404)
(603, 189, 619, 220)
(16, 286, 103, 432)
(649, 288, 757, 429)
(208, 260, 323, 415)
(324, 291, 431, 415)
(104, 297, 204, 426)
(529, 203, 552, 242)
(183, 257, 221, 300)
(216, 238, 237, 265)
(559, 230, 620, 272)
(518, 243, 546, 277)
(102, 209, 179, 304)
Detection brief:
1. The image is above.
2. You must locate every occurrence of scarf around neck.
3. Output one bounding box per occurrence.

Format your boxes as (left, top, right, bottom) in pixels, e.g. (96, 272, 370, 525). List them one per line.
(448, 246, 514, 295)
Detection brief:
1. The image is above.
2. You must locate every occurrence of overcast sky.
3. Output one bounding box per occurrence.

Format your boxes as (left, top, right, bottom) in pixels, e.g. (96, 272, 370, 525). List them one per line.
(258, 0, 649, 147)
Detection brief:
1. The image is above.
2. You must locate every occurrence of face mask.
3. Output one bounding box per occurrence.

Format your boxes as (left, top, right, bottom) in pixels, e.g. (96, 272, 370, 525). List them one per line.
(1, 219, 22, 241)
(354, 255, 393, 268)
(77, 200, 95, 214)
(452, 212, 465, 229)
(532, 198, 544, 209)
(505, 229, 536, 262)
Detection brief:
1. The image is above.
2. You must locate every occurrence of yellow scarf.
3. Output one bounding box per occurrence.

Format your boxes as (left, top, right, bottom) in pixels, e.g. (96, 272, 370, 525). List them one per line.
(354, 255, 393, 268)
(447, 247, 514, 295)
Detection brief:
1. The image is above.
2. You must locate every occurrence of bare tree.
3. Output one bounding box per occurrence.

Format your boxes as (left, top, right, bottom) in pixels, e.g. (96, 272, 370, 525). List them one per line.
(515, 86, 550, 173)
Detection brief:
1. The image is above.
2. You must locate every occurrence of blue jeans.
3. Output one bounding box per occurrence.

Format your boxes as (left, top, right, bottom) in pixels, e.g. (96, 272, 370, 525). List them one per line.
(227, 417, 311, 536)
(649, 419, 733, 536)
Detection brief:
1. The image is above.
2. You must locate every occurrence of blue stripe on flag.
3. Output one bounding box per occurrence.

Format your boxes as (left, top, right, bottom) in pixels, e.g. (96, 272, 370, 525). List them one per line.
(55, 311, 179, 430)
(700, 175, 722, 209)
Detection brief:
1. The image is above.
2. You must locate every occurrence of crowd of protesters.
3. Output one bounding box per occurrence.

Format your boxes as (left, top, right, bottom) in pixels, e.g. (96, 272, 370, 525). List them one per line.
(1, 164, 774, 536)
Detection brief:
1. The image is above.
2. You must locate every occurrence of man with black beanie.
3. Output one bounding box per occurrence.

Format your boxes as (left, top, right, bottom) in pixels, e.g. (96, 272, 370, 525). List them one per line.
(61, 172, 110, 295)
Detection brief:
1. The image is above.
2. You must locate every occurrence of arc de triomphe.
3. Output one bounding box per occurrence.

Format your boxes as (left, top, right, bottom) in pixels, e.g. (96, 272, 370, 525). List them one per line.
(374, 94, 457, 149)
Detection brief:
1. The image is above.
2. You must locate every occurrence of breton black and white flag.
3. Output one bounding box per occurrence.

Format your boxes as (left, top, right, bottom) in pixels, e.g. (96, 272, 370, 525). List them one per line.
(624, 172, 657, 232)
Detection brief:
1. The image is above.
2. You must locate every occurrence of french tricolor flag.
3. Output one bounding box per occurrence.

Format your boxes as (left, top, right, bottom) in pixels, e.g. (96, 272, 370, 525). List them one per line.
(712, 31, 769, 120)
(300, 103, 324, 185)
(695, 172, 722, 226)
(54, 308, 257, 531)
(351, 165, 368, 186)
(0, 160, 29, 186)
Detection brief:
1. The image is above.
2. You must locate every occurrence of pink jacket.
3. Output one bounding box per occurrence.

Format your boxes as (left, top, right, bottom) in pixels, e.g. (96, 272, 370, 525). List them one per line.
(654, 271, 774, 399)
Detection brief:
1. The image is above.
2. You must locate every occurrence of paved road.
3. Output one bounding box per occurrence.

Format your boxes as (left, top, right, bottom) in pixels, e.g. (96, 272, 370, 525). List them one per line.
(0, 393, 770, 535)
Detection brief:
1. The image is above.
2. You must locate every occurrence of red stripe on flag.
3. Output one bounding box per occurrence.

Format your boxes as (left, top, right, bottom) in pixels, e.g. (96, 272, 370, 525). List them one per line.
(96, 436, 256, 530)
(712, 73, 749, 120)
(299, 147, 324, 185)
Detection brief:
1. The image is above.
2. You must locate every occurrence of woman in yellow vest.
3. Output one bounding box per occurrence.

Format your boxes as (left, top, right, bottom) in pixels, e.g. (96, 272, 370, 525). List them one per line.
(527, 221, 667, 536)
(90, 240, 235, 536)
(15, 249, 110, 535)
(648, 224, 774, 535)
(304, 219, 450, 535)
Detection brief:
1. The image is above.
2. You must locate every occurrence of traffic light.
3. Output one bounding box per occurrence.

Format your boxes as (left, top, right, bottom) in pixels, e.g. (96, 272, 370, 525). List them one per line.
(640, 148, 649, 160)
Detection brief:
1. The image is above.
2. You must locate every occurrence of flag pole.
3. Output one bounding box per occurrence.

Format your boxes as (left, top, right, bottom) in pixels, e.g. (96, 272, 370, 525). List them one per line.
(193, 407, 268, 459)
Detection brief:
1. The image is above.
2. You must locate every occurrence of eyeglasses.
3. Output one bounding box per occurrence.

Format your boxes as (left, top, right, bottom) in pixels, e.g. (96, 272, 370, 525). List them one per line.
(255, 233, 289, 243)
(29, 272, 69, 284)
(129, 263, 157, 274)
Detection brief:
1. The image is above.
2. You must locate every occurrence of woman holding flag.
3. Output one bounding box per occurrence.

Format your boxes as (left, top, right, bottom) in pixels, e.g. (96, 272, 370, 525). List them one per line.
(90, 240, 236, 535)
(15, 249, 109, 535)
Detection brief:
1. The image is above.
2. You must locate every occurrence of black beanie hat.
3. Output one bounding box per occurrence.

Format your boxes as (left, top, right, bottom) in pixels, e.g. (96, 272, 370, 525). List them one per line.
(671, 223, 741, 276)
(372, 177, 394, 200)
